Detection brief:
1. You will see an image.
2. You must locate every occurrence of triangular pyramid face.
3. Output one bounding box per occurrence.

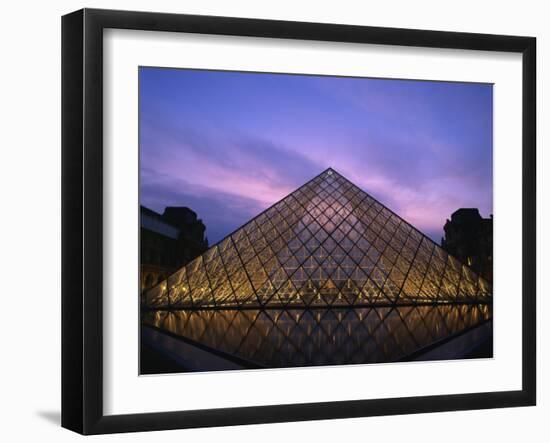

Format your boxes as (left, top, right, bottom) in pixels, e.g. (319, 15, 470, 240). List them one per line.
(143, 168, 492, 309)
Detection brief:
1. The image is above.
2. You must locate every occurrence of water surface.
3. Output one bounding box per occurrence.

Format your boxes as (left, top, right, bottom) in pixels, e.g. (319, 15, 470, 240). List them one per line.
(142, 303, 491, 368)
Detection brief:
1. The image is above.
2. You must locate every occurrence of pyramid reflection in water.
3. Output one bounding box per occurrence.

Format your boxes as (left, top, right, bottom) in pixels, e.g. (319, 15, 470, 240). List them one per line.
(142, 304, 492, 367)
(142, 168, 492, 309)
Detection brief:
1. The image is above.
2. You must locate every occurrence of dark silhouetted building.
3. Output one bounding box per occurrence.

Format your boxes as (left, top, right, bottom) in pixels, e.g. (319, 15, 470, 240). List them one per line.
(140, 206, 208, 292)
(442, 208, 493, 282)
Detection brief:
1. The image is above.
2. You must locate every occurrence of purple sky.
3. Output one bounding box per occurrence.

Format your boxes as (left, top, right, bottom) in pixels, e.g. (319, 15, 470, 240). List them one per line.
(139, 68, 493, 245)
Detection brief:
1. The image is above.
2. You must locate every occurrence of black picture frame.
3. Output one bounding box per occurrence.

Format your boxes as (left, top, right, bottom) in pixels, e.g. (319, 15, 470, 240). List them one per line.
(62, 8, 536, 435)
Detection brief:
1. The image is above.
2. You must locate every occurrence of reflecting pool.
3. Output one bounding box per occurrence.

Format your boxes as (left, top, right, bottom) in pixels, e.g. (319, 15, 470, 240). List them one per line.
(142, 303, 492, 369)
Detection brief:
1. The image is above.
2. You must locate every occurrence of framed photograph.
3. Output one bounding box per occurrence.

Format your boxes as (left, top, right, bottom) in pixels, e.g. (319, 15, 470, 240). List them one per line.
(62, 8, 536, 434)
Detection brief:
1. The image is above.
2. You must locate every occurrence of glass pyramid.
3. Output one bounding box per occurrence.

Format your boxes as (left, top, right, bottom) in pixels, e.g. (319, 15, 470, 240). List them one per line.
(142, 168, 492, 309)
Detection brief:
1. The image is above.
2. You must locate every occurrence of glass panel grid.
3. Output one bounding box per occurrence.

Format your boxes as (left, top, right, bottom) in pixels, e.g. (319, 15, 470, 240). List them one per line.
(144, 169, 492, 308)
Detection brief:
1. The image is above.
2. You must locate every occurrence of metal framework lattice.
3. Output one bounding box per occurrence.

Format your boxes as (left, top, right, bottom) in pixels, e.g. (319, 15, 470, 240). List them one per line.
(142, 168, 492, 309)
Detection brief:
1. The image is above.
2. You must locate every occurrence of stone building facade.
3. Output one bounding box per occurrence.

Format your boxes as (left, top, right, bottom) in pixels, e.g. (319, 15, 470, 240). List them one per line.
(140, 206, 208, 292)
(441, 208, 493, 282)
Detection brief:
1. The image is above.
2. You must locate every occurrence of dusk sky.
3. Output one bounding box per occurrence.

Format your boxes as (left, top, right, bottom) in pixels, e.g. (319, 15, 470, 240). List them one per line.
(139, 67, 493, 245)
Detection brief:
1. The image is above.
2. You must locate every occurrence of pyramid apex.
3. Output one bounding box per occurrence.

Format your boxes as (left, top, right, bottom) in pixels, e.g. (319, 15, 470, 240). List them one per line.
(320, 167, 344, 179)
